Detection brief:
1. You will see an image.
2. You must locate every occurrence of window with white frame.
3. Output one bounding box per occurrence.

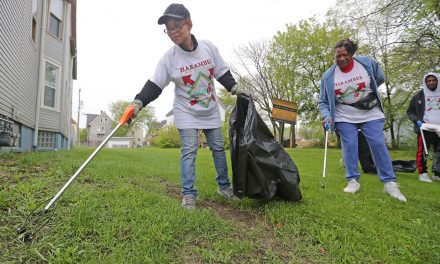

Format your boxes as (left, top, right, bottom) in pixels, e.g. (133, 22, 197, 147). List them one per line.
(44, 62, 58, 108)
(48, 0, 63, 38)
(38, 131, 55, 148)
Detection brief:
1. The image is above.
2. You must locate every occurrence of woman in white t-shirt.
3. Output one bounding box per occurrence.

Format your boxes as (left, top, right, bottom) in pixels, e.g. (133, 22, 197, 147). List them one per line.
(125, 4, 246, 209)
(319, 39, 407, 202)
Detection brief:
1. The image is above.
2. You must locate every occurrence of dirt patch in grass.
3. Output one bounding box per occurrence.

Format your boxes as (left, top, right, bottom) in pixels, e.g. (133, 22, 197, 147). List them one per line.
(0, 160, 48, 185)
(159, 179, 307, 262)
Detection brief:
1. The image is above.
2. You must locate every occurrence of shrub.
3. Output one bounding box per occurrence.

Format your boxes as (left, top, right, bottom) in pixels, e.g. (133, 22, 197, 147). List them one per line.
(152, 125, 181, 148)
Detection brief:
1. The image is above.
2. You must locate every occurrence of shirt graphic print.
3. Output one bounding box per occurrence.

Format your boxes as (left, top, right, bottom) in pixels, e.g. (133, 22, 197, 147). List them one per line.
(180, 61, 216, 108)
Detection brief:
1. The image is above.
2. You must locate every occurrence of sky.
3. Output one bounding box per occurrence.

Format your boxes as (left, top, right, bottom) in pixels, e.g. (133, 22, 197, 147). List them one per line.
(73, 0, 336, 128)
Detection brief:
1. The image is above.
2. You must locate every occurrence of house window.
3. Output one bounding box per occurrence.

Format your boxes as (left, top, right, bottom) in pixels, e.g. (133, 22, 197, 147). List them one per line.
(38, 131, 55, 148)
(32, 0, 38, 42)
(44, 62, 58, 108)
(48, 0, 63, 38)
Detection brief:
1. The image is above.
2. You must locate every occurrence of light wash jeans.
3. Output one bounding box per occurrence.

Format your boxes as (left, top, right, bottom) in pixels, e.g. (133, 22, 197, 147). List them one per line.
(335, 119, 396, 182)
(178, 128, 230, 196)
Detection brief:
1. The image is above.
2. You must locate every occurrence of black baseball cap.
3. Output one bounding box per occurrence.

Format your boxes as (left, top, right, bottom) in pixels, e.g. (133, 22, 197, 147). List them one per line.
(158, 3, 191, 25)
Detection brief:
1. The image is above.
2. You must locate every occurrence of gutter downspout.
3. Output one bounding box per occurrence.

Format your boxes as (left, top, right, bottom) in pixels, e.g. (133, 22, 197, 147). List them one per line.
(33, 0, 48, 150)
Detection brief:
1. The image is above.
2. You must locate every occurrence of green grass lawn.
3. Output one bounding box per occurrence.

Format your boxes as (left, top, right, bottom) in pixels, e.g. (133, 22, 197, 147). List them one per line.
(1, 147, 439, 263)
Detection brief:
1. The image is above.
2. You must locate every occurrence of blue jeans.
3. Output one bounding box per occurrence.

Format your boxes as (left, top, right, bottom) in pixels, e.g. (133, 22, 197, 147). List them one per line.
(178, 128, 230, 196)
(335, 119, 396, 182)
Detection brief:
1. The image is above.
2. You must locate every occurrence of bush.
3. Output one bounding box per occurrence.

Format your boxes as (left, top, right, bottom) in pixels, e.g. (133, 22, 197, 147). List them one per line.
(152, 125, 181, 148)
(221, 122, 230, 150)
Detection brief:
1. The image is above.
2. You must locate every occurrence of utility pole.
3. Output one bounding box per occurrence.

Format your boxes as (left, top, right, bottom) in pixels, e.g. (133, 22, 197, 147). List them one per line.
(77, 88, 81, 145)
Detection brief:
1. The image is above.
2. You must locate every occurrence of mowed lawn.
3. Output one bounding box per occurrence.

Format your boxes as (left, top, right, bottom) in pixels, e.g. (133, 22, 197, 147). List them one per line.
(1, 147, 439, 263)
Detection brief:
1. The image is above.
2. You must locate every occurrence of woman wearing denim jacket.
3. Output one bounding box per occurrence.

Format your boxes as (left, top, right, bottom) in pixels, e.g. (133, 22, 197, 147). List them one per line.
(318, 38, 407, 202)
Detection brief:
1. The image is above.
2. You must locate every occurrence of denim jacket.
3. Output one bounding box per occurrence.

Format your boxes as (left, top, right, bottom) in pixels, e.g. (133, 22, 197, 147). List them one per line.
(318, 56, 386, 132)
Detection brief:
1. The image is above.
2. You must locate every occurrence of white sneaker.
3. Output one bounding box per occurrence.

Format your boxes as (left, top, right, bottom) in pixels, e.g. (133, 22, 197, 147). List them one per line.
(343, 179, 360, 193)
(383, 182, 407, 202)
(431, 175, 440, 182)
(181, 195, 196, 210)
(419, 173, 433, 183)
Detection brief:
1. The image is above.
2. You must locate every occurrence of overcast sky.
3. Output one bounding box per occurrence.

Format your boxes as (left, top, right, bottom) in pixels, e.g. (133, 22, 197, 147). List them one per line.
(73, 0, 336, 128)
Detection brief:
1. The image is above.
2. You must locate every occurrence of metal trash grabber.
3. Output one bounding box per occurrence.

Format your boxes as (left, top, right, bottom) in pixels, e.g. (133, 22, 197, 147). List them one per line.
(321, 121, 330, 188)
(417, 121, 429, 156)
(17, 106, 135, 241)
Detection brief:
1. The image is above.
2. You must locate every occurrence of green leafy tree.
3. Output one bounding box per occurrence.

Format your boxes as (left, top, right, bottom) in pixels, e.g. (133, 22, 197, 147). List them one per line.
(217, 88, 235, 149)
(79, 128, 87, 143)
(268, 18, 351, 123)
(108, 100, 155, 137)
(152, 125, 181, 148)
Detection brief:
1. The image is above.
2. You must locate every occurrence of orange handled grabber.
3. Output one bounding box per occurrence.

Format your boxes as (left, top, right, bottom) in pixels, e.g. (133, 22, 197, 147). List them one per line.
(17, 106, 135, 241)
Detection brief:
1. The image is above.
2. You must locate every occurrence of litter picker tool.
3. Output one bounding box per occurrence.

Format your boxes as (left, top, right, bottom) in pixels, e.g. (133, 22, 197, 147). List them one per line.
(17, 106, 135, 242)
(417, 121, 429, 156)
(321, 121, 330, 188)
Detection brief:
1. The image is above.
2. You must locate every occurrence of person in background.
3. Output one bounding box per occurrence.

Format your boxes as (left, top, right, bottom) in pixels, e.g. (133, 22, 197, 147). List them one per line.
(319, 38, 407, 202)
(125, 3, 247, 209)
(407, 73, 440, 182)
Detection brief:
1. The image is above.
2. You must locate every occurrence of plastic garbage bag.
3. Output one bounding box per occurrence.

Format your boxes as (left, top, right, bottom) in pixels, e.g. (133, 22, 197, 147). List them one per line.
(229, 95, 302, 201)
(391, 160, 417, 173)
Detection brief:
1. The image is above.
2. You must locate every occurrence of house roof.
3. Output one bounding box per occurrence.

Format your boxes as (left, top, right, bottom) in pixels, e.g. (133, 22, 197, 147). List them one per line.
(87, 111, 113, 126)
(86, 114, 99, 126)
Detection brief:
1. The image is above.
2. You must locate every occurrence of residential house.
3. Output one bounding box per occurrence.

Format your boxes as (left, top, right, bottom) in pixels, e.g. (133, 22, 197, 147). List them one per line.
(86, 111, 112, 147)
(0, 0, 77, 151)
(107, 126, 144, 148)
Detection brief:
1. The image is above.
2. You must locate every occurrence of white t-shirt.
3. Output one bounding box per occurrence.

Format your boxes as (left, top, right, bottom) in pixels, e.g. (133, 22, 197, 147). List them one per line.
(423, 87, 440, 125)
(151, 39, 229, 129)
(334, 60, 384, 123)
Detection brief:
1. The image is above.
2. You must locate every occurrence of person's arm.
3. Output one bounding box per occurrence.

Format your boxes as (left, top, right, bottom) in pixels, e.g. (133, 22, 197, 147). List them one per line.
(318, 77, 331, 123)
(371, 58, 386, 87)
(134, 80, 162, 107)
(406, 94, 419, 123)
(217, 70, 237, 92)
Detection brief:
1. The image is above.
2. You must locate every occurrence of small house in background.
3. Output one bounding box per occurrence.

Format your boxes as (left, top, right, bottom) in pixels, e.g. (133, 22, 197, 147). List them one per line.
(107, 127, 144, 148)
(86, 111, 112, 147)
(107, 137, 133, 148)
(70, 118, 78, 146)
(86, 110, 145, 148)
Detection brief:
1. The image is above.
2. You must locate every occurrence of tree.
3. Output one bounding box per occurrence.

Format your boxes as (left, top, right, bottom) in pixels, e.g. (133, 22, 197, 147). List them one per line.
(108, 100, 155, 137)
(268, 18, 351, 123)
(79, 128, 87, 143)
(217, 87, 235, 149)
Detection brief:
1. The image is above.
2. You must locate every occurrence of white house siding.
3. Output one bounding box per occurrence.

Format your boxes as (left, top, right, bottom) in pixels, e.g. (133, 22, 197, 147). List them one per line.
(60, 4, 72, 137)
(0, 0, 39, 128)
(39, 108, 61, 131)
(0, 0, 76, 151)
(107, 138, 132, 148)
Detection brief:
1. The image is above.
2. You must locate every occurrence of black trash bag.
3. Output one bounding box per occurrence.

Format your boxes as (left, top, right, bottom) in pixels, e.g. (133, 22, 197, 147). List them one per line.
(229, 94, 302, 201)
(391, 160, 417, 173)
(358, 133, 416, 173)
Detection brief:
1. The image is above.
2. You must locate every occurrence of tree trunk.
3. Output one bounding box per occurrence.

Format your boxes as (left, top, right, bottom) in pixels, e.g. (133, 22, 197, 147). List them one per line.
(385, 81, 396, 148)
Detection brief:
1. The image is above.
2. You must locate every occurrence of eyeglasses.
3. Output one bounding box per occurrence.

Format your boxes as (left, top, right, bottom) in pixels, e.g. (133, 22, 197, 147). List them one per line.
(164, 25, 183, 35)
